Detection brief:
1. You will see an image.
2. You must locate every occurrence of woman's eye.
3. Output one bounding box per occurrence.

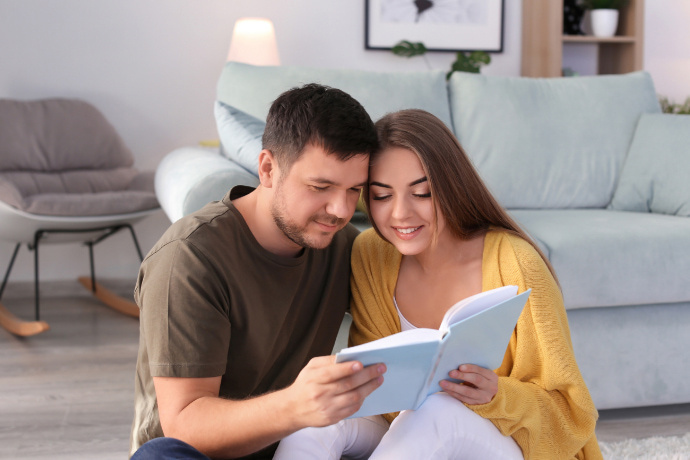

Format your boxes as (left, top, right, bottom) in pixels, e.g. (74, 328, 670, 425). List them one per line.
(414, 193, 431, 198)
(371, 195, 391, 201)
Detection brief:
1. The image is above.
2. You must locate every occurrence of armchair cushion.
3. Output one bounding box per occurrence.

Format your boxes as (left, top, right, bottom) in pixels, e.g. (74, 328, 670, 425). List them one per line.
(0, 98, 134, 171)
(609, 113, 690, 216)
(214, 101, 264, 175)
(0, 168, 138, 196)
(23, 190, 159, 216)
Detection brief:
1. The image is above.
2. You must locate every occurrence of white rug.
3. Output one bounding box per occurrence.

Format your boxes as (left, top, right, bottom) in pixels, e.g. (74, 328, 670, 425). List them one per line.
(599, 432, 690, 459)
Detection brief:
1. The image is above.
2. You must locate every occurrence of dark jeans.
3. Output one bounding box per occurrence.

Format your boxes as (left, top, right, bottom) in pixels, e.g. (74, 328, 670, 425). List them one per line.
(131, 437, 211, 460)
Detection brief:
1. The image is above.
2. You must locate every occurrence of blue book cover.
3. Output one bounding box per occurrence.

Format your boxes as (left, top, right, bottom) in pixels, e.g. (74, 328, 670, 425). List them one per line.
(335, 286, 531, 418)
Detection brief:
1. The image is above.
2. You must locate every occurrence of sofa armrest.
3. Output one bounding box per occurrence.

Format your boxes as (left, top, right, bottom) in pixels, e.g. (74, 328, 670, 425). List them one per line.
(155, 146, 259, 223)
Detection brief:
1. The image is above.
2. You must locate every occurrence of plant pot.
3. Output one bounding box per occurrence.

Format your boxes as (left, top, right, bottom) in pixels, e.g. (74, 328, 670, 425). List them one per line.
(591, 9, 619, 37)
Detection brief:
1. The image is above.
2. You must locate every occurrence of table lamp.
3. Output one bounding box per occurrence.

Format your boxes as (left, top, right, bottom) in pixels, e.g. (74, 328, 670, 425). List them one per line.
(226, 17, 280, 66)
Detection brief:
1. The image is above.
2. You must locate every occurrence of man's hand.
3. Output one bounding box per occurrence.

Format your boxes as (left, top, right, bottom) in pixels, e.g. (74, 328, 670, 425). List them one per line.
(440, 364, 498, 405)
(285, 355, 386, 428)
(151, 356, 385, 458)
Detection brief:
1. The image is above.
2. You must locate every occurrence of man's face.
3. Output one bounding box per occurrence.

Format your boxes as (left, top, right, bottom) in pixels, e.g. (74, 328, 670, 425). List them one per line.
(270, 144, 369, 250)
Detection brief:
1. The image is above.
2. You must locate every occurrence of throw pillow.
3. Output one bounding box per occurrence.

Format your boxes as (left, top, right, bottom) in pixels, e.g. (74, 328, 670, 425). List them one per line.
(214, 101, 264, 176)
(609, 113, 690, 216)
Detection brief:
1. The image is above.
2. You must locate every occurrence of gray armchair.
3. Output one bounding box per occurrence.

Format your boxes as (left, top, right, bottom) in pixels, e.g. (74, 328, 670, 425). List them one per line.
(0, 98, 159, 336)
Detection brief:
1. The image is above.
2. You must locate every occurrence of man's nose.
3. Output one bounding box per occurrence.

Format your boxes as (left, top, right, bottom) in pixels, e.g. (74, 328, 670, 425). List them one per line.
(326, 191, 352, 219)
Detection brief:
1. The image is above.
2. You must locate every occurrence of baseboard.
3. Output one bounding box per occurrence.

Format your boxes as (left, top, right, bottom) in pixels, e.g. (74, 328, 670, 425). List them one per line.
(1, 278, 136, 300)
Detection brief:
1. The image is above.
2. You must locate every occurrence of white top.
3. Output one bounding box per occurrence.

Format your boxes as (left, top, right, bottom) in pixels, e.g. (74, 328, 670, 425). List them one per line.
(393, 296, 417, 332)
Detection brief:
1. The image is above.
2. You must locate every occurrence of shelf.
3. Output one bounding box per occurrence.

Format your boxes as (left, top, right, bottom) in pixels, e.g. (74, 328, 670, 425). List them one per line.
(521, 0, 644, 77)
(562, 35, 637, 44)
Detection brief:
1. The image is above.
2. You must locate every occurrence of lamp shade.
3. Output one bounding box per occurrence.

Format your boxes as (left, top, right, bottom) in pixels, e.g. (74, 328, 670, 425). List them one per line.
(226, 18, 280, 66)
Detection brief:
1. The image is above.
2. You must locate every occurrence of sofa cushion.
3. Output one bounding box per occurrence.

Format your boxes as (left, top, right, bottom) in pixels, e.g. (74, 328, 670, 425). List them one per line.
(449, 72, 661, 209)
(216, 62, 453, 129)
(609, 113, 690, 217)
(0, 98, 134, 172)
(214, 101, 264, 176)
(510, 209, 690, 309)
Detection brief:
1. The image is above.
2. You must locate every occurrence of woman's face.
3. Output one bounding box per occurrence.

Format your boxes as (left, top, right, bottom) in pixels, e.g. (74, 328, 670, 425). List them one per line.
(368, 146, 445, 256)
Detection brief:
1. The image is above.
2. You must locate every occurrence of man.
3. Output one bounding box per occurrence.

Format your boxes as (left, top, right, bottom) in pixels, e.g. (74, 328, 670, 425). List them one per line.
(130, 84, 385, 459)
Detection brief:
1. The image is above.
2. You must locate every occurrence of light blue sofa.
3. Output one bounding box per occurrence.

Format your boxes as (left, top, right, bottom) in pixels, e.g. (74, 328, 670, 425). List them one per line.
(155, 62, 690, 411)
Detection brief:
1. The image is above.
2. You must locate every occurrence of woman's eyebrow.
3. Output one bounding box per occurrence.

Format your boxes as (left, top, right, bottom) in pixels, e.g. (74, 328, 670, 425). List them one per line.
(370, 177, 427, 188)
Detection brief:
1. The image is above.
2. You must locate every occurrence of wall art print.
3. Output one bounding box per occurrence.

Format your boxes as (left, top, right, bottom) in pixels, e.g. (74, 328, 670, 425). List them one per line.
(365, 0, 504, 52)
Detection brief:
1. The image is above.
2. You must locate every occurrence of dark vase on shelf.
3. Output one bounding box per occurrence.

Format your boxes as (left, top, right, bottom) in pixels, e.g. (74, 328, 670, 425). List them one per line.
(563, 0, 585, 35)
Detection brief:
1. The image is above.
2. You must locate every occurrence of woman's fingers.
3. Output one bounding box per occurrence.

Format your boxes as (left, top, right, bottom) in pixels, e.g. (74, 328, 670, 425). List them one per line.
(440, 364, 498, 405)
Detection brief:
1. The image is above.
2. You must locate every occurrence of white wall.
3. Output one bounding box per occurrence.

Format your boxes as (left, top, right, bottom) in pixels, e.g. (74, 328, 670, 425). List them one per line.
(0, 0, 688, 282)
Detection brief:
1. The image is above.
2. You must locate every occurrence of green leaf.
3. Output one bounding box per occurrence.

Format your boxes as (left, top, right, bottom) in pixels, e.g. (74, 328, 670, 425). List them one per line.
(391, 40, 427, 58)
(446, 51, 490, 79)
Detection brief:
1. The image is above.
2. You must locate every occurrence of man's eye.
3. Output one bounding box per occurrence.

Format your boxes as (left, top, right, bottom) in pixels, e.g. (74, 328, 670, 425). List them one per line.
(310, 185, 328, 191)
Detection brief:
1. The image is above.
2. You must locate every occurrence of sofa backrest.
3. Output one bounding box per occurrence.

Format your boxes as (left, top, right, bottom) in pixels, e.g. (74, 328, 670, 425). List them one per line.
(216, 62, 453, 129)
(448, 71, 661, 209)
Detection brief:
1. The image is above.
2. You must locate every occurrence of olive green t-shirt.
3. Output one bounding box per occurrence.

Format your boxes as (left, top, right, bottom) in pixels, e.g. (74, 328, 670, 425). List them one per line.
(130, 187, 358, 459)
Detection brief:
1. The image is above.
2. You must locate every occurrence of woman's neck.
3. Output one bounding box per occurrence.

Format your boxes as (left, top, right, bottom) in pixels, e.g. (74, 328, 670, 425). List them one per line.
(404, 229, 486, 275)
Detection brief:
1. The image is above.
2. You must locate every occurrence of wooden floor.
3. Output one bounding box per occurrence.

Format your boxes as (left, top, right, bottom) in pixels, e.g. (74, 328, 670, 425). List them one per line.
(1, 281, 689, 459)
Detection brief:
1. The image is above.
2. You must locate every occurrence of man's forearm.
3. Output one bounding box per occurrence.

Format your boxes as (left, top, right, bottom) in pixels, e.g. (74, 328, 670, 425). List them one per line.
(155, 357, 385, 458)
(164, 388, 298, 459)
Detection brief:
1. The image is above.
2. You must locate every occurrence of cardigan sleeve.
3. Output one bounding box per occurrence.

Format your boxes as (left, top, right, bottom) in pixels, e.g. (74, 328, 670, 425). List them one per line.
(471, 232, 602, 460)
(348, 229, 401, 348)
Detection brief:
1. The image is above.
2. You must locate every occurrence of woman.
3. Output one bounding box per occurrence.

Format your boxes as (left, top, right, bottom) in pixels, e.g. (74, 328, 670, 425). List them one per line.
(275, 109, 602, 459)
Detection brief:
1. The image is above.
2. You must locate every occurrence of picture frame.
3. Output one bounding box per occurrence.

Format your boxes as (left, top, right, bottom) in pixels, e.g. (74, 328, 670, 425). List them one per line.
(365, 0, 505, 52)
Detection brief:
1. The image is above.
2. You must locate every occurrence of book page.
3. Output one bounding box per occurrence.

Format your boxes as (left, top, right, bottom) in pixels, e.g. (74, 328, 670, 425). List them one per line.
(440, 285, 518, 332)
(337, 328, 442, 354)
(428, 289, 530, 395)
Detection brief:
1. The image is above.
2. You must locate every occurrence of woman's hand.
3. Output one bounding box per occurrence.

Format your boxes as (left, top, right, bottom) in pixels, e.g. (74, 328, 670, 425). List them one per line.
(440, 364, 498, 405)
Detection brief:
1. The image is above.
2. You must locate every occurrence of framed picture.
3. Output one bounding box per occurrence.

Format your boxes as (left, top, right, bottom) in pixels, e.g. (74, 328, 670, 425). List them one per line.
(365, 0, 505, 52)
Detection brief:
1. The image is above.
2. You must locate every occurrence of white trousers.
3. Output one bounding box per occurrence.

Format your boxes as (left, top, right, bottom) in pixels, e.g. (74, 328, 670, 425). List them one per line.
(273, 393, 524, 460)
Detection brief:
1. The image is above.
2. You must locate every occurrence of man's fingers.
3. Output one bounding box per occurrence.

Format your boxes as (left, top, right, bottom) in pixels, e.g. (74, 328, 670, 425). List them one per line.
(338, 363, 386, 394)
(305, 356, 365, 382)
(329, 372, 385, 418)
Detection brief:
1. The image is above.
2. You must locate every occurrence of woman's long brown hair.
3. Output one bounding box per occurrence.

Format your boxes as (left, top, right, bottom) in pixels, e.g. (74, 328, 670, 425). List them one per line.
(366, 109, 559, 284)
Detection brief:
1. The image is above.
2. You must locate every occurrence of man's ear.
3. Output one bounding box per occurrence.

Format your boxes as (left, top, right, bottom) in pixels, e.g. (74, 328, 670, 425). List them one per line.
(257, 149, 278, 188)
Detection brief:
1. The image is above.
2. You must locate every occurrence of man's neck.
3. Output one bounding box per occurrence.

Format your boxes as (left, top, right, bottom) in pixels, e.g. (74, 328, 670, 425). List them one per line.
(232, 187, 304, 258)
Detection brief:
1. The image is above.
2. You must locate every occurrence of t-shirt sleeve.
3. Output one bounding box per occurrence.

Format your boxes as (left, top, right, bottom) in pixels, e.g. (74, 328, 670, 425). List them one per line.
(136, 239, 231, 378)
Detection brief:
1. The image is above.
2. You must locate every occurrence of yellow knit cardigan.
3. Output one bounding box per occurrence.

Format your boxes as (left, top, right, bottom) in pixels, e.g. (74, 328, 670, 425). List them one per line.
(349, 228, 602, 460)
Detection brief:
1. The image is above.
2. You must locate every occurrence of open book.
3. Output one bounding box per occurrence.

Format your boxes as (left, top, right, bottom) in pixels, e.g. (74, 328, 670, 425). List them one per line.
(336, 285, 531, 418)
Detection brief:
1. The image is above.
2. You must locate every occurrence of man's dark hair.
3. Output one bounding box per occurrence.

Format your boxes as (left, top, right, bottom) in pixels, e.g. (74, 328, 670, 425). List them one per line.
(262, 83, 379, 170)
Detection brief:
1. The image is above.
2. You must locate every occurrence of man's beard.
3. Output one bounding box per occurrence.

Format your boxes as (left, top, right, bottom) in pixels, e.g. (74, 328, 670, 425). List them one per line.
(271, 189, 346, 250)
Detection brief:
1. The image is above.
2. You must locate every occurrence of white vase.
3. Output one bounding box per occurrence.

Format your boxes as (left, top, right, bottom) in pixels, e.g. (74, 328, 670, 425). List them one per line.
(591, 9, 619, 37)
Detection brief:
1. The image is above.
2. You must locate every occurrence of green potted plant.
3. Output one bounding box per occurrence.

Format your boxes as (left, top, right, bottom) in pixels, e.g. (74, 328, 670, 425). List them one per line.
(580, 0, 629, 37)
(391, 40, 491, 80)
(659, 96, 690, 115)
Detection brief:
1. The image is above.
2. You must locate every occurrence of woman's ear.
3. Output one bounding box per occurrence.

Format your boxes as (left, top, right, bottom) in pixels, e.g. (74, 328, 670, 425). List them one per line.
(257, 149, 278, 188)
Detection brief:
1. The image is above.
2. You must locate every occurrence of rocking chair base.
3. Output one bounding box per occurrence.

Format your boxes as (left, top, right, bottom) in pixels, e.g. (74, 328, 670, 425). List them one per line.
(0, 301, 50, 337)
(77, 277, 140, 318)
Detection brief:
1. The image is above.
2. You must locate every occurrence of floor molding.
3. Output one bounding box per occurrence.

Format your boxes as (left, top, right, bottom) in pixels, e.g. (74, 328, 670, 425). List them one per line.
(0, 279, 136, 300)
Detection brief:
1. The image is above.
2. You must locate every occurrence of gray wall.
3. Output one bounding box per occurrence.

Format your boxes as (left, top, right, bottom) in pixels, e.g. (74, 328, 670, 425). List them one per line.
(0, 0, 688, 282)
